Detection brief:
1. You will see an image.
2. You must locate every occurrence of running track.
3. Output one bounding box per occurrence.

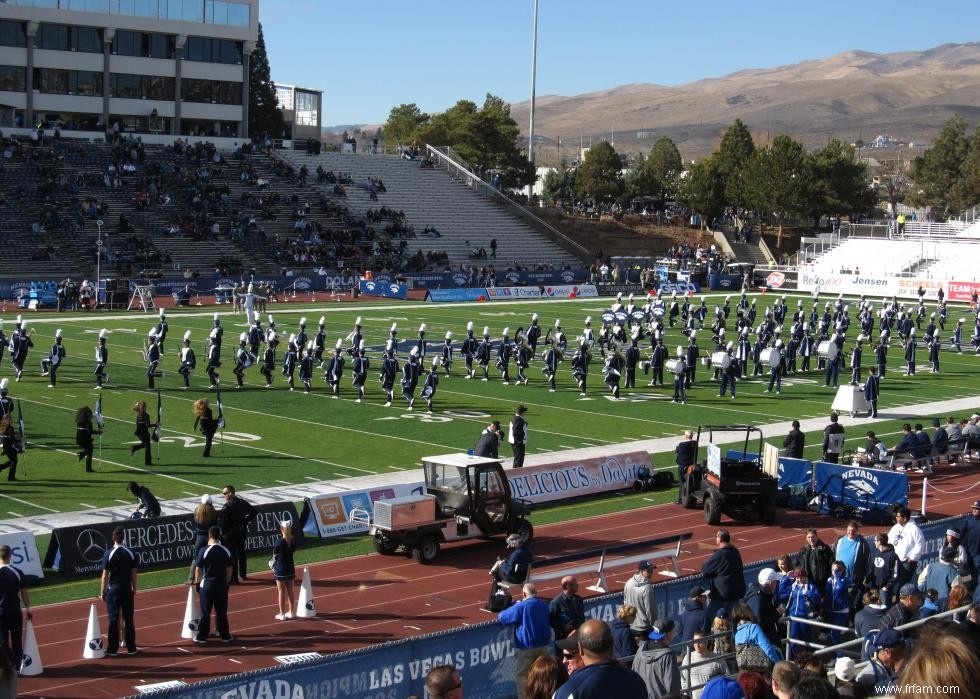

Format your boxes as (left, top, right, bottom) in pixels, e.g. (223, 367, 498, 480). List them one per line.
(18, 463, 980, 698)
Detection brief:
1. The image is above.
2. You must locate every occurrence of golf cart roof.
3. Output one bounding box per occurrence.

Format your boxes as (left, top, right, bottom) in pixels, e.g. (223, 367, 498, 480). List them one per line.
(422, 454, 503, 469)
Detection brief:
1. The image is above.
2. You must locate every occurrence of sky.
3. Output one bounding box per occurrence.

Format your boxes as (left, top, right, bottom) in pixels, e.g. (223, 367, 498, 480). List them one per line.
(260, 0, 980, 127)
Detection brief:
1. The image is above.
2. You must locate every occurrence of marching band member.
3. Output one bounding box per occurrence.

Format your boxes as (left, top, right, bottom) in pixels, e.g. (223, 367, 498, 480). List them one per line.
(282, 334, 298, 391)
(234, 332, 254, 389)
(542, 338, 559, 392)
(476, 326, 492, 381)
(178, 331, 196, 389)
(800, 327, 814, 373)
(925, 313, 936, 341)
(440, 331, 454, 376)
(326, 339, 344, 396)
(515, 332, 532, 386)
(681, 294, 692, 324)
(314, 316, 327, 365)
(610, 292, 624, 313)
(380, 341, 399, 406)
(875, 332, 889, 380)
(295, 317, 309, 355)
(694, 297, 708, 328)
(685, 331, 699, 389)
(624, 293, 637, 315)
(130, 401, 153, 466)
(344, 317, 361, 359)
(582, 317, 594, 346)
(722, 295, 732, 320)
(571, 338, 591, 396)
(94, 328, 109, 389)
(603, 343, 623, 399)
(864, 366, 881, 418)
(624, 330, 640, 389)
(497, 327, 512, 384)
(247, 317, 263, 358)
(526, 314, 542, 355)
(40, 329, 66, 387)
(718, 341, 737, 399)
(416, 323, 427, 359)
(952, 318, 964, 354)
(352, 341, 369, 402)
(266, 314, 277, 345)
(421, 360, 439, 413)
(904, 328, 917, 376)
(671, 345, 687, 404)
(765, 340, 784, 394)
(552, 319, 567, 354)
(402, 346, 421, 410)
(938, 301, 948, 331)
(647, 334, 667, 387)
(735, 327, 751, 377)
(786, 327, 800, 374)
(668, 293, 680, 327)
(597, 321, 611, 358)
(260, 332, 278, 388)
(752, 331, 767, 377)
(388, 323, 399, 353)
(824, 330, 843, 387)
(299, 341, 314, 394)
(10, 321, 33, 381)
(0, 379, 18, 481)
(928, 331, 941, 373)
(462, 321, 477, 379)
(155, 309, 169, 354)
(146, 330, 162, 389)
(850, 336, 864, 385)
(0, 320, 6, 366)
(206, 314, 223, 388)
(192, 398, 219, 458)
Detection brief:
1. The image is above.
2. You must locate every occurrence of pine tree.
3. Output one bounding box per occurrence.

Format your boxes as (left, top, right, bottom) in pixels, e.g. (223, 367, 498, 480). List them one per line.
(248, 23, 284, 140)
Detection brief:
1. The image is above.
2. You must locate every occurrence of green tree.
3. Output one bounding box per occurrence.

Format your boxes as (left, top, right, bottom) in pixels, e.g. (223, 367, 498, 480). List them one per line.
(952, 127, 980, 212)
(745, 134, 809, 242)
(677, 156, 725, 229)
(382, 103, 429, 147)
(247, 23, 284, 139)
(716, 119, 756, 208)
(646, 136, 683, 201)
(542, 160, 576, 205)
(574, 141, 622, 202)
(877, 156, 914, 216)
(803, 139, 875, 226)
(910, 116, 970, 215)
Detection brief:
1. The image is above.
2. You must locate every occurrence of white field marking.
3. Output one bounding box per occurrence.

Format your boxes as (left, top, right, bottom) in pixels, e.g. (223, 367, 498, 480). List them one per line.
(228, 659, 243, 665)
(387, 465, 407, 471)
(274, 480, 291, 485)
(642, 498, 657, 503)
(7, 511, 22, 517)
(114, 499, 131, 504)
(404, 625, 422, 631)
(79, 503, 98, 509)
(557, 445, 577, 449)
(245, 483, 262, 489)
(182, 491, 199, 497)
(64, 394, 76, 398)
(0, 493, 58, 513)
(304, 476, 320, 481)
(334, 472, 359, 478)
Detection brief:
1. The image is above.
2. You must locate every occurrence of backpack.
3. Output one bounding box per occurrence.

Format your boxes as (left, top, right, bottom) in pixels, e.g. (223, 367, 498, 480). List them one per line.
(487, 580, 513, 613)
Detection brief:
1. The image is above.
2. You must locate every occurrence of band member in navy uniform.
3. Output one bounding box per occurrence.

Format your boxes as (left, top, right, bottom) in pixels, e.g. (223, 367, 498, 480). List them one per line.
(178, 331, 196, 389)
(542, 339, 559, 392)
(719, 341, 737, 399)
(952, 318, 964, 353)
(647, 335, 667, 387)
(0, 319, 6, 366)
(604, 344, 623, 399)
(155, 309, 169, 354)
(295, 317, 308, 355)
(571, 338, 591, 395)
(440, 331, 454, 376)
(145, 331, 161, 389)
(824, 331, 842, 387)
(387, 323, 398, 353)
(765, 340, 784, 394)
(402, 346, 421, 410)
(799, 328, 814, 372)
(850, 336, 864, 385)
(864, 366, 880, 417)
(352, 341, 369, 402)
(497, 327, 512, 384)
(624, 331, 640, 389)
(527, 313, 542, 355)
(95, 328, 109, 388)
(233, 333, 253, 389)
(462, 321, 477, 379)
(476, 326, 492, 381)
(875, 332, 888, 380)
(0, 379, 18, 481)
(193, 398, 219, 457)
(40, 328, 66, 387)
(421, 360, 439, 413)
(685, 331, 699, 388)
(904, 328, 917, 376)
(345, 317, 361, 359)
(99, 526, 138, 656)
(668, 293, 680, 327)
(209, 312, 224, 365)
(192, 525, 235, 644)
(928, 332, 941, 373)
(380, 341, 398, 406)
(552, 319, 568, 354)
(11, 321, 33, 381)
(282, 334, 298, 391)
(313, 316, 326, 365)
(671, 345, 687, 403)
(326, 339, 344, 396)
(416, 323, 427, 359)
(515, 332, 532, 385)
(297, 341, 313, 393)
(130, 401, 153, 466)
(509, 405, 529, 467)
(247, 318, 263, 358)
(265, 314, 277, 347)
(260, 332, 278, 388)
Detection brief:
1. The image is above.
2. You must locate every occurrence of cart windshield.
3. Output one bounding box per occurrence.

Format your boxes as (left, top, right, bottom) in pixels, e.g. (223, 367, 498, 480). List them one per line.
(425, 464, 468, 493)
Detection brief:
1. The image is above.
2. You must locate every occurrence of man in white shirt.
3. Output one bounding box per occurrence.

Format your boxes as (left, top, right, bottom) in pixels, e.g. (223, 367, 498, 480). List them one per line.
(681, 631, 725, 699)
(888, 506, 924, 588)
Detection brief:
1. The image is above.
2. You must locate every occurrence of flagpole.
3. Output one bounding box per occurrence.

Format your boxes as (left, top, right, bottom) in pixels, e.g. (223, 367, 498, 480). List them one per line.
(155, 389, 162, 463)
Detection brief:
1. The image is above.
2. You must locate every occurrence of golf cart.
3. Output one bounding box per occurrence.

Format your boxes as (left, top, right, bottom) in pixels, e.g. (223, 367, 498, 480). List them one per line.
(350, 454, 533, 564)
(678, 425, 778, 526)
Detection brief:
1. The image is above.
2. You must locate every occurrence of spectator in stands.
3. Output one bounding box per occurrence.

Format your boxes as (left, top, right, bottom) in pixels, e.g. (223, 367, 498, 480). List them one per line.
(832, 657, 865, 699)
(931, 418, 950, 461)
(554, 619, 646, 699)
(733, 602, 782, 671)
(710, 608, 734, 660)
(916, 546, 963, 607)
(632, 619, 681, 698)
(610, 604, 638, 660)
(498, 582, 551, 699)
(798, 530, 834, 602)
(556, 636, 585, 676)
(867, 532, 900, 607)
(776, 554, 795, 607)
(856, 628, 905, 693)
(679, 585, 709, 645)
(424, 665, 463, 699)
(549, 575, 585, 643)
(889, 507, 924, 588)
(681, 631, 726, 699)
(785, 568, 821, 659)
(524, 654, 567, 699)
(821, 412, 845, 463)
(854, 588, 887, 643)
(702, 677, 746, 699)
(744, 568, 782, 644)
(825, 561, 853, 645)
(881, 583, 924, 633)
(737, 671, 771, 699)
(898, 622, 980, 698)
(920, 588, 942, 619)
(834, 521, 871, 616)
(771, 660, 802, 699)
(623, 560, 658, 638)
(701, 530, 746, 621)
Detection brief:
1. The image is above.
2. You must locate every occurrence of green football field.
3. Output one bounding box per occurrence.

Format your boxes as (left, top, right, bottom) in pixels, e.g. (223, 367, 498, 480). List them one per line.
(1, 292, 978, 518)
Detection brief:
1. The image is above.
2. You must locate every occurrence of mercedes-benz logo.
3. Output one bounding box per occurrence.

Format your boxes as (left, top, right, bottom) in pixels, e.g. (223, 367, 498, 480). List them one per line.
(76, 529, 108, 564)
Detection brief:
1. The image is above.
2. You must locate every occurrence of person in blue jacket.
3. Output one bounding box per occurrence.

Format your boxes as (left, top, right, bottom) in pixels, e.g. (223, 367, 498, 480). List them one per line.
(786, 568, 822, 659)
(732, 603, 782, 666)
(825, 560, 853, 646)
(498, 582, 552, 697)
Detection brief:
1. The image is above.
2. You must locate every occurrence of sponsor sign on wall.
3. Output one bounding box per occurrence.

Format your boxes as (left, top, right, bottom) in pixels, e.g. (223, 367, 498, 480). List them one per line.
(0, 531, 44, 579)
(947, 280, 980, 302)
(359, 280, 408, 299)
(506, 451, 651, 503)
(766, 271, 785, 288)
(426, 288, 489, 302)
(306, 483, 424, 538)
(799, 272, 948, 300)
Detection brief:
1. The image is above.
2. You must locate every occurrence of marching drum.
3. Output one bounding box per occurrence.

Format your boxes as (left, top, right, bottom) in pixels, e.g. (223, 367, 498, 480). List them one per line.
(817, 340, 838, 361)
(600, 311, 616, 325)
(631, 310, 648, 324)
(710, 351, 731, 369)
(666, 358, 685, 374)
(763, 347, 782, 367)
(614, 311, 629, 324)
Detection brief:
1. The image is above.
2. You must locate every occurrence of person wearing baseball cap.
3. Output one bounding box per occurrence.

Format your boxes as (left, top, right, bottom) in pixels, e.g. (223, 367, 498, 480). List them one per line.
(491, 532, 533, 586)
(624, 560, 657, 639)
(744, 568, 783, 643)
(632, 619, 680, 699)
(856, 628, 905, 692)
(880, 583, 924, 633)
(678, 586, 708, 645)
(961, 500, 980, 584)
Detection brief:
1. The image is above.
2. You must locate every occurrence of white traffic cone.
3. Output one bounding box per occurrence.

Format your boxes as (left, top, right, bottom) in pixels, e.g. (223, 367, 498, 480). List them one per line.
(83, 603, 105, 659)
(181, 586, 199, 640)
(296, 567, 315, 618)
(19, 620, 43, 676)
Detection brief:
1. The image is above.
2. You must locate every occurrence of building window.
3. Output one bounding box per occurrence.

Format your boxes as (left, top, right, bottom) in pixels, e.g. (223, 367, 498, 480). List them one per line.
(35, 23, 70, 51)
(276, 86, 293, 111)
(34, 67, 70, 94)
(0, 65, 27, 92)
(0, 20, 27, 48)
(182, 77, 210, 102)
(295, 90, 318, 127)
(72, 26, 103, 52)
(113, 30, 174, 59)
(71, 70, 103, 96)
(111, 72, 142, 98)
(217, 80, 241, 105)
(185, 36, 241, 64)
(148, 33, 174, 59)
(181, 78, 241, 105)
(110, 72, 172, 100)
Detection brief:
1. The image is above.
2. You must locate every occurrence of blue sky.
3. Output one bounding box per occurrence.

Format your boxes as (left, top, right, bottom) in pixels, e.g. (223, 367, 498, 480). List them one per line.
(260, 0, 980, 127)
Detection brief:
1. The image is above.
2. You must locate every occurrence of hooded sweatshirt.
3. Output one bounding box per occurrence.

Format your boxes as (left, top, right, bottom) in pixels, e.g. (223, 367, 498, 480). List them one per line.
(623, 572, 657, 633)
(631, 642, 681, 699)
(679, 597, 708, 644)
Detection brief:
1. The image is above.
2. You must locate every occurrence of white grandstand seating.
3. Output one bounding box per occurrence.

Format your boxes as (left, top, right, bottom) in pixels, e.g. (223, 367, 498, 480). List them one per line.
(277, 150, 582, 268)
(805, 236, 980, 280)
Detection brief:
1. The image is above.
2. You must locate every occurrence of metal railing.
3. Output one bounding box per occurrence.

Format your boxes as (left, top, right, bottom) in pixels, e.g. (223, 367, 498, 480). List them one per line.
(957, 202, 980, 225)
(424, 144, 590, 258)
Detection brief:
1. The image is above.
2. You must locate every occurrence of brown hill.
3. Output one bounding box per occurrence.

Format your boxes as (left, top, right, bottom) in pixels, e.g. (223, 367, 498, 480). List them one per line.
(509, 43, 980, 161)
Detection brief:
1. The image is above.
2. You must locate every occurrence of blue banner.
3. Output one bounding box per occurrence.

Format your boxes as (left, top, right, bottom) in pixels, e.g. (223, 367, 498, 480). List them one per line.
(708, 274, 742, 291)
(359, 280, 408, 299)
(777, 458, 813, 489)
(427, 288, 489, 302)
(813, 462, 908, 517)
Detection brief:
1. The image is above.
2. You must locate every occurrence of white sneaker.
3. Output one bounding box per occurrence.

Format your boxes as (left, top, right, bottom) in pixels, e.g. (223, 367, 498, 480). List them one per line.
(284, 612, 294, 620)
(275, 613, 284, 621)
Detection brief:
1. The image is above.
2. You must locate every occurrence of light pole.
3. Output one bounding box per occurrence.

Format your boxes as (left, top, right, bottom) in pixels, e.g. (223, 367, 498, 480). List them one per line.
(95, 219, 103, 308)
(527, 0, 539, 200)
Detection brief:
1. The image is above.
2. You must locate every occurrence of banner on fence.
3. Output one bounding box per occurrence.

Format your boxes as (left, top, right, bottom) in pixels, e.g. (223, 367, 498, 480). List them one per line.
(813, 461, 907, 519)
(947, 280, 980, 303)
(359, 280, 408, 299)
(798, 272, 948, 300)
(656, 281, 701, 295)
(44, 501, 302, 578)
(427, 288, 489, 302)
(0, 531, 44, 579)
(507, 451, 651, 504)
(305, 483, 425, 538)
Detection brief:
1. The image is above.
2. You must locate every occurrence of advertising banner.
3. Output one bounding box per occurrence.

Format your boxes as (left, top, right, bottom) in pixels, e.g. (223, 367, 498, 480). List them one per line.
(44, 501, 302, 578)
(947, 280, 980, 303)
(813, 462, 908, 519)
(426, 288, 489, 302)
(506, 451, 651, 503)
(306, 483, 425, 538)
(798, 272, 947, 300)
(485, 286, 545, 299)
(656, 281, 701, 295)
(408, 269, 588, 289)
(0, 531, 44, 580)
(777, 457, 813, 490)
(707, 274, 741, 291)
(359, 280, 408, 299)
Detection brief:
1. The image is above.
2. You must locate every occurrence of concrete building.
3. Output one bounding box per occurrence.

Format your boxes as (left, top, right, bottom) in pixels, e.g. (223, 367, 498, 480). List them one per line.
(0, 0, 258, 138)
(274, 82, 321, 143)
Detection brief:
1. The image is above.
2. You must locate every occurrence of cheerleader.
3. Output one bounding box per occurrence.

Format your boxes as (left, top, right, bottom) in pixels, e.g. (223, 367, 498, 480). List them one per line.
(326, 339, 344, 396)
(178, 330, 196, 389)
(351, 341, 369, 402)
(299, 341, 314, 394)
(94, 328, 109, 389)
(260, 332, 278, 388)
(282, 334, 298, 391)
(440, 331, 453, 375)
(421, 360, 439, 413)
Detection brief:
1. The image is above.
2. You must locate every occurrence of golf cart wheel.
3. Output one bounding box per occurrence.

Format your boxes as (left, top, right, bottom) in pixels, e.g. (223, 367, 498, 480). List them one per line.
(680, 478, 697, 509)
(412, 535, 440, 564)
(373, 532, 399, 555)
(512, 519, 534, 543)
(704, 494, 722, 525)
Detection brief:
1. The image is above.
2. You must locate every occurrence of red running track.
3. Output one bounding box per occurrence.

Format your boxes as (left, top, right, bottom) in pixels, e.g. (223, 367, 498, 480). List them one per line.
(18, 463, 980, 698)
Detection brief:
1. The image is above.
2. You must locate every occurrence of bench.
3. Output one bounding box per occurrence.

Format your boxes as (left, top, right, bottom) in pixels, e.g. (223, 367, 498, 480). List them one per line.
(499, 532, 693, 595)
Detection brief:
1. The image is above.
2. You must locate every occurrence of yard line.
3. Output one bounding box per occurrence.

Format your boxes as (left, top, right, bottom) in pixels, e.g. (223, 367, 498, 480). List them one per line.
(0, 493, 58, 513)
(333, 472, 359, 478)
(245, 483, 262, 489)
(303, 476, 320, 481)
(182, 491, 199, 497)
(79, 503, 98, 509)
(7, 511, 22, 517)
(275, 479, 291, 484)
(114, 499, 131, 504)
(557, 445, 577, 450)
(580, 442, 598, 446)
(387, 465, 408, 471)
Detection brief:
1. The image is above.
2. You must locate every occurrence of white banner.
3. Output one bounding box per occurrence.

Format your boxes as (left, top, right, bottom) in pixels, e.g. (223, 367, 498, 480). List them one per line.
(506, 450, 652, 503)
(484, 284, 598, 300)
(798, 271, 947, 300)
(0, 531, 44, 579)
(307, 483, 424, 538)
